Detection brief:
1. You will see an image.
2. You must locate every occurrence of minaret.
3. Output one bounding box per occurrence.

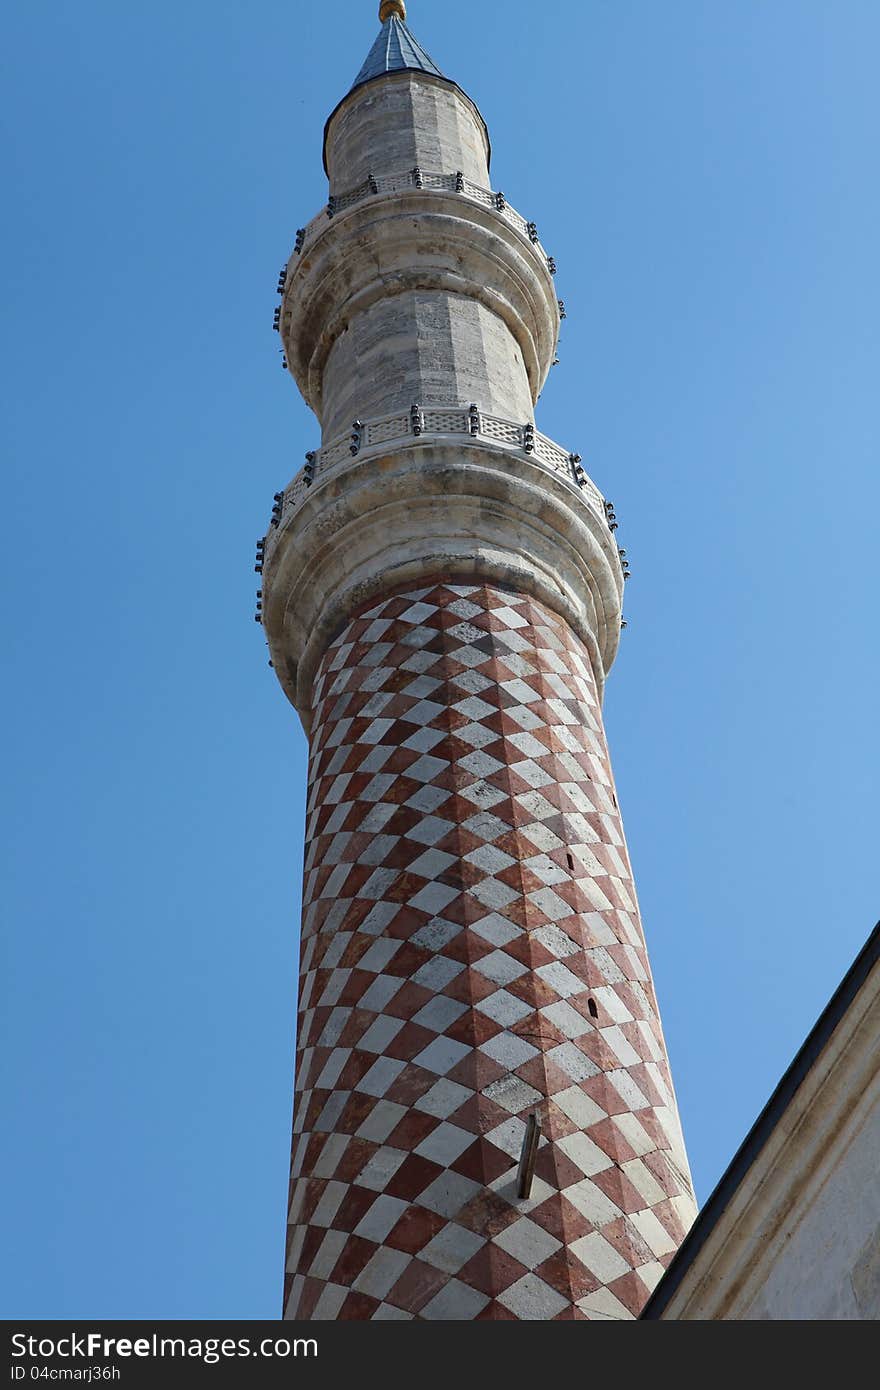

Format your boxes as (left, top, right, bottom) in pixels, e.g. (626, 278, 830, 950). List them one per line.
(260, 2, 697, 1321)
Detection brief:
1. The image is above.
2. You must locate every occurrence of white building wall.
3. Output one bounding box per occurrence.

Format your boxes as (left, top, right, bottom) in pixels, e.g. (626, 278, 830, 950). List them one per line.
(743, 1096, 880, 1320)
(648, 944, 880, 1321)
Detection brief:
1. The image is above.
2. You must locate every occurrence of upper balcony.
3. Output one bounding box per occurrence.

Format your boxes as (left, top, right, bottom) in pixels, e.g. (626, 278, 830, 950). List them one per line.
(284, 167, 557, 272)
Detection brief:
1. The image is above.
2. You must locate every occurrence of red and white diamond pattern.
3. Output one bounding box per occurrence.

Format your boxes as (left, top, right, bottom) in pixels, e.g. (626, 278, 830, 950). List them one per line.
(283, 582, 696, 1320)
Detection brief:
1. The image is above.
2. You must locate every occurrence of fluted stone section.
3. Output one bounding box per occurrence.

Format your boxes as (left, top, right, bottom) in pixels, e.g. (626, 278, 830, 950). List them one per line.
(321, 291, 534, 444)
(325, 72, 490, 191)
(283, 186, 557, 423)
(283, 581, 697, 1321)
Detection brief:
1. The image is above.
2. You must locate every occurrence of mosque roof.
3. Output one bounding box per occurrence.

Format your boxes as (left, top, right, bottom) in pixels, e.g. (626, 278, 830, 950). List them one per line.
(641, 919, 880, 1319)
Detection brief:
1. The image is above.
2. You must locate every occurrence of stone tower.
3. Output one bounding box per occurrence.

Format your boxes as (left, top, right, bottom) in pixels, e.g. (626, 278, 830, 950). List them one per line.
(259, 2, 697, 1321)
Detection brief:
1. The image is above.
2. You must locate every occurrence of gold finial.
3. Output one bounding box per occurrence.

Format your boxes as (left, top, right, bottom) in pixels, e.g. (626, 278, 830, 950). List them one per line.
(379, 1, 406, 21)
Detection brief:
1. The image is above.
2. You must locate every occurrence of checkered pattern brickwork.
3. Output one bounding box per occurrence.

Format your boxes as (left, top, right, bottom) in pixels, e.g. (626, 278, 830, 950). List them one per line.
(283, 582, 696, 1321)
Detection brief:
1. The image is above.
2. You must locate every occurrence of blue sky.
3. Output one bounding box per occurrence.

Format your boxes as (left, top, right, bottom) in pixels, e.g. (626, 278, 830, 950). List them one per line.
(3, 0, 878, 1318)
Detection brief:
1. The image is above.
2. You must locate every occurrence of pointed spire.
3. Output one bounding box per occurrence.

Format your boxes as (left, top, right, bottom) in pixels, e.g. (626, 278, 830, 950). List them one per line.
(323, 2, 490, 177)
(351, 3, 445, 92)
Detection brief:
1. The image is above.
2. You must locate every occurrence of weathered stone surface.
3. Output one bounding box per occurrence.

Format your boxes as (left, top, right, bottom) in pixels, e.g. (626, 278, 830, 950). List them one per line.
(321, 290, 534, 444)
(282, 191, 558, 419)
(261, 440, 622, 730)
(325, 72, 490, 190)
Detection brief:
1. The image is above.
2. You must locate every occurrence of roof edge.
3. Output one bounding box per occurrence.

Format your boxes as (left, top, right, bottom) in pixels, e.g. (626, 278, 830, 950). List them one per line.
(641, 919, 880, 1319)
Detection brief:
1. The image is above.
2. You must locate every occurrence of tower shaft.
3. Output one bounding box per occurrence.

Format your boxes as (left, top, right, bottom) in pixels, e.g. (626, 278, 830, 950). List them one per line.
(286, 581, 694, 1320)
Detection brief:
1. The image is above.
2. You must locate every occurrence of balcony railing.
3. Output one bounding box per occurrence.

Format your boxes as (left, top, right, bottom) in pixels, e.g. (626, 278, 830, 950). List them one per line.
(252, 406, 628, 623)
(286, 167, 557, 274)
(263, 404, 606, 545)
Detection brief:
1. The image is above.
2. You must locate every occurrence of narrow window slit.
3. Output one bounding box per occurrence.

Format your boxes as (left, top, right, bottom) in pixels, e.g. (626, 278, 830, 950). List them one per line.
(588, 997, 598, 1019)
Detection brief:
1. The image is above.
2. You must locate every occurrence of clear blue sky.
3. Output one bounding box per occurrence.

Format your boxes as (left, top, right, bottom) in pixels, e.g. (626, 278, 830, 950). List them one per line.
(3, 0, 878, 1318)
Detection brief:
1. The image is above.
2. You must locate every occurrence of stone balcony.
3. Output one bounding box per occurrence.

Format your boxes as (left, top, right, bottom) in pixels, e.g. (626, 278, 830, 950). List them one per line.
(262, 404, 605, 564)
(257, 406, 626, 727)
(276, 169, 561, 421)
(286, 167, 556, 270)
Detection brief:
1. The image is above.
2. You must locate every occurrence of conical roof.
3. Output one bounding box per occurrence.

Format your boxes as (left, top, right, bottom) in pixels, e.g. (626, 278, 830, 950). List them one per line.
(350, 13, 444, 91)
(322, 3, 490, 175)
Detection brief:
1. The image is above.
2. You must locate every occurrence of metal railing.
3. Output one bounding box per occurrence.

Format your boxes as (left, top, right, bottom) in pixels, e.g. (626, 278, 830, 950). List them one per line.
(261, 404, 606, 554)
(253, 407, 628, 624)
(287, 167, 557, 273)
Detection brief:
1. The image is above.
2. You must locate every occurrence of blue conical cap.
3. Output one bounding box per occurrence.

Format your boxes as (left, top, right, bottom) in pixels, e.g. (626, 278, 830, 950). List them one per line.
(350, 14, 445, 90)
